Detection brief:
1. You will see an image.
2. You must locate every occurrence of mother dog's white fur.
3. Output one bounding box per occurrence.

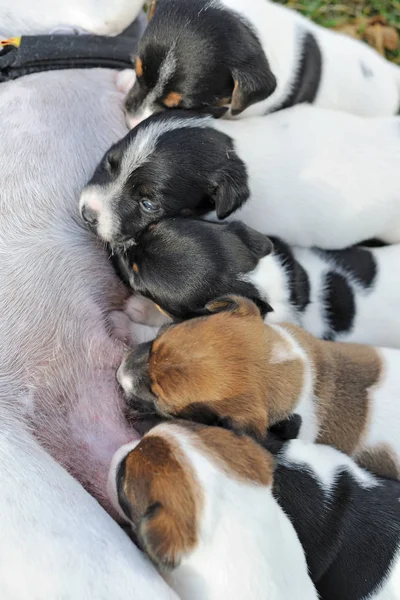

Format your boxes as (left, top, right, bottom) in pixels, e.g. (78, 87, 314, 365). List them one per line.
(0, 62, 173, 600)
(222, 0, 400, 117)
(0, 0, 145, 37)
(0, 411, 176, 600)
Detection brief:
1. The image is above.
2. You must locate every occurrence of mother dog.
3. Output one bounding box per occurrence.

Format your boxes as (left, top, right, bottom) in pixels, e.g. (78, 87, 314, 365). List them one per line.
(0, 2, 177, 598)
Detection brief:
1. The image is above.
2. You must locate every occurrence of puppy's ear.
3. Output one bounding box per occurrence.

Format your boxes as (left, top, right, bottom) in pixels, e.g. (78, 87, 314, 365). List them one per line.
(211, 155, 249, 219)
(139, 502, 190, 571)
(230, 61, 277, 116)
(227, 221, 274, 259)
(147, 0, 157, 21)
(205, 295, 261, 318)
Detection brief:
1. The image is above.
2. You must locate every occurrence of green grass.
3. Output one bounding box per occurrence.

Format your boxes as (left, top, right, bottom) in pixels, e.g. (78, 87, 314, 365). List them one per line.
(276, 0, 400, 63)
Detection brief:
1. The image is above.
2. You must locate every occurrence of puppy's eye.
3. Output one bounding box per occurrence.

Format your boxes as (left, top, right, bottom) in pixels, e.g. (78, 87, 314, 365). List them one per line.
(140, 199, 158, 213)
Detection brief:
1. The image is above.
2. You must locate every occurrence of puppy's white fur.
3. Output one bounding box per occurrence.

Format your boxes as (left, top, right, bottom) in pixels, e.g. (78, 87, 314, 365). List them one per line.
(247, 242, 400, 348)
(220, 0, 400, 117)
(213, 106, 400, 247)
(108, 424, 318, 600)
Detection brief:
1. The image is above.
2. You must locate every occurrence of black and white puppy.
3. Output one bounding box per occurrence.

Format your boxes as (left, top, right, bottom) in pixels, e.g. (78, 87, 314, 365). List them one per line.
(271, 437, 400, 600)
(112, 218, 400, 349)
(124, 0, 400, 122)
(79, 107, 400, 250)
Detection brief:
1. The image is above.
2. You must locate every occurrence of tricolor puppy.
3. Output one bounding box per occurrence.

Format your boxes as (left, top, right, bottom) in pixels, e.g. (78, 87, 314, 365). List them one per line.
(109, 425, 400, 600)
(107, 422, 318, 600)
(124, 0, 400, 121)
(113, 218, 400, 349)
(79, 106, 400, 249)
(117, 296, 400, 480)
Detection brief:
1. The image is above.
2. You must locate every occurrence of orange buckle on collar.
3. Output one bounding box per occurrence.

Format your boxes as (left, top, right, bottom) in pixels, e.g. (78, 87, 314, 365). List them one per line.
(0, 36, 21, 48)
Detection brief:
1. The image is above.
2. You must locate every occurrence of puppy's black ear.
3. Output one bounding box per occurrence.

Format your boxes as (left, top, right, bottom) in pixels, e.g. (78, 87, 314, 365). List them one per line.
(211, 155, 250, 219)
(230, 60, 277, 116)
(205, 295, 261, 318)
(269, 414, 302, 442)
(227, 221, 274, 259)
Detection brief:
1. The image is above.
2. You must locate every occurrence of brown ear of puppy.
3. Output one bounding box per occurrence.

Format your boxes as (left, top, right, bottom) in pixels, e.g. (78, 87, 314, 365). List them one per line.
(230, 66, 277, 116)
(139, 502, 191, 571)
(147, 0, 157, 21)
(118, 436, 199, 571)
(205, 295, 261, 318)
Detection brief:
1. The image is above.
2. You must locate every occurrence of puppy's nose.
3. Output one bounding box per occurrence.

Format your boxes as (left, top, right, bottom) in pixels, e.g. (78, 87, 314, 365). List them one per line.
(81, 205, 99, 228)
(116, 363, 134, 395)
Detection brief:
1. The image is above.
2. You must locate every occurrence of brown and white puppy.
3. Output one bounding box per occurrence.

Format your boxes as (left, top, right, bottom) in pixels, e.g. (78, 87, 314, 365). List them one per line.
(107, 422, 318, 600)
(117, 296, 400, 480)
(109, 424, 400, 600)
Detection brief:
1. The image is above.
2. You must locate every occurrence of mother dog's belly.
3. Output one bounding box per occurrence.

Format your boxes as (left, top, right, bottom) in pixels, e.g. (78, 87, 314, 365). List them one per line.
(0, 69, 147, 512)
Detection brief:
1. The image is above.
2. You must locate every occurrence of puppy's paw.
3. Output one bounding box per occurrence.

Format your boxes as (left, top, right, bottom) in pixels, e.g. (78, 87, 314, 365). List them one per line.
(125, 295, 171, 327)
(131, 322, 160, 345)
(108, 310, 135, 346)
(116, 69, 136, 94)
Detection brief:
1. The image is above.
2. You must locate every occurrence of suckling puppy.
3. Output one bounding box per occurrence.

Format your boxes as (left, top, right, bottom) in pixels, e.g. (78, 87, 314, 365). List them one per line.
(117, 295, 400, 480)
(109, 424, 400, 600)
(107, 422, 318, 600)
(124, 0, 400, 121)
(113, 218, 400, 349)
(79, 106, 400, 249)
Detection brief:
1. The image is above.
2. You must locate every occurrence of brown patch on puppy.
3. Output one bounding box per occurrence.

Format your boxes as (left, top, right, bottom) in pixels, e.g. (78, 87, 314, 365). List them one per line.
(132, 262, 139, 273)
(135, 57, 143, 78)
(163, 91, 183, 108)
(147, 0, 157, 21)
(216, 96, 232, 107)
(284, 325, 382, 455)
(356, 444, 400, 480)
(119, 434, 201, 570)
(148, 296, 305, 439)
(155, 304, 171, 319)
(231, 80, 243, 114)
(183, 422, 274, 486)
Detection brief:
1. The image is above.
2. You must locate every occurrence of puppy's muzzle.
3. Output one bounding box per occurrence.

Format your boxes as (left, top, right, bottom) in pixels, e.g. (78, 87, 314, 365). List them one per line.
(116, 341, 154, 403)
(81, 205, 98, 229)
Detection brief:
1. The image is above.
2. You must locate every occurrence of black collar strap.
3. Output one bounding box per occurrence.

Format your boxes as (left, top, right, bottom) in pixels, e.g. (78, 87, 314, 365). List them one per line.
(0, 33, 136, 82)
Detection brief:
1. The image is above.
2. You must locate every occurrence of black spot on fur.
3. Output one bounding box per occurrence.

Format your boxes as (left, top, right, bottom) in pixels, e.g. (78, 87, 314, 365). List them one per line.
(315, 247, 377, 289)
(268, 414, 302, 441)
(323, 271, 355, 335)
(177, 403, 263, 441)
(273, 459, 400, 600)
(272, 32, 322, 111)
(270, 236, 310, 312)
(360, 61, 374, 78)
(358, 238, 388, 248)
